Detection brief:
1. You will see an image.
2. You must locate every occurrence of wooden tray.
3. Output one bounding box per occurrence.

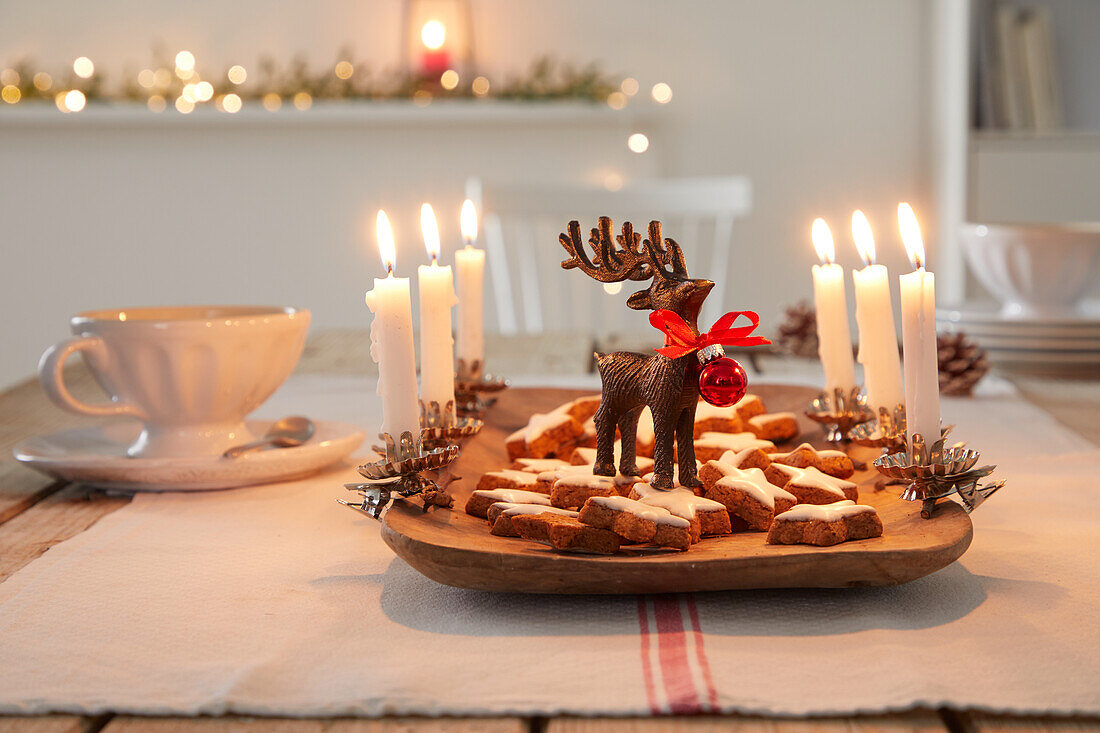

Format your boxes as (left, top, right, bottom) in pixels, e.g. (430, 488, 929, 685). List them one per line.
(380, 384, 973, 594)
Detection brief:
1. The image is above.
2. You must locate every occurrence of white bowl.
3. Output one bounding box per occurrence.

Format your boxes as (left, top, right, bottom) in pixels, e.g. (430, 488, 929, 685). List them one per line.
(960, 223, 1100, 319)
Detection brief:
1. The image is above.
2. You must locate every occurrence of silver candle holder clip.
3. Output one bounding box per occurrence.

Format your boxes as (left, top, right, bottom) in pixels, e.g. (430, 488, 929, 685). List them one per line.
(338, 430, 460, 520)
(804, 386, 875, 442)
(849, 404, 907, 452)
(419, 398, 483, 449)
(873, 429, 1004, 519)
(455, 358, 509, 418)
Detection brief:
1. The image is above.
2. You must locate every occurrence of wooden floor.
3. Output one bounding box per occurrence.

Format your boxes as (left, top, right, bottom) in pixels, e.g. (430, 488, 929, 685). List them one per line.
(1, 332, 1097, 733)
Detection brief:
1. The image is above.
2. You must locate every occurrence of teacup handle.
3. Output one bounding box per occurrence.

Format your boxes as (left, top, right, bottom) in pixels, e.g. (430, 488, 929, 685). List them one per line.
(38, 336, 146, 419)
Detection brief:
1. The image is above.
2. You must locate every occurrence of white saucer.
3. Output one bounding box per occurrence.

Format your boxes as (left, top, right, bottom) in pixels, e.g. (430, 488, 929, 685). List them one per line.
(14, 419, 366, 492)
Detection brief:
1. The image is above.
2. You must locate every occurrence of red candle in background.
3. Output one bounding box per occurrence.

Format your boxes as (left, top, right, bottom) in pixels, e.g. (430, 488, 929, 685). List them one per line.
(420, 20, 451, 77)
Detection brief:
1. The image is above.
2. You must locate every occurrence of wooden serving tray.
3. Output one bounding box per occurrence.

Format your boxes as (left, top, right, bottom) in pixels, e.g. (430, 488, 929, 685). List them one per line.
(380, 384, 973, 594)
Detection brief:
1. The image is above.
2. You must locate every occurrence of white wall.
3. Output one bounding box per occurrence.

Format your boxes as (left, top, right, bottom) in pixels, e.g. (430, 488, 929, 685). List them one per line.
(0, 0, 934, 389)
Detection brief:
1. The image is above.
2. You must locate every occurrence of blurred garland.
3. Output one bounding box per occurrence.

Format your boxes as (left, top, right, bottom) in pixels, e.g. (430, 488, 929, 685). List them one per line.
(0, 50, 620, 111)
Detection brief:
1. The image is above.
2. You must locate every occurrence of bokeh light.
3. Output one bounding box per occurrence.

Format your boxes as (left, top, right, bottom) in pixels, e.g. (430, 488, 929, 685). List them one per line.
(620, 77, 639, 96)
(262, 93, 282, 112)
(293, 91, 312, 110)
(227, 65, 247, 85)
(606, 91, 626, 110)
(651, 82, 672, 104)
(73, 57, 95, 78)
(221, 93, 242, 113)
(175, 51, 195, 72)
(627, 132, 649, 153)
(440, 69, 459, 90)
(334, 61, 353, 80)
(471, 76, 490, 97)
(63, 89, 86, 112)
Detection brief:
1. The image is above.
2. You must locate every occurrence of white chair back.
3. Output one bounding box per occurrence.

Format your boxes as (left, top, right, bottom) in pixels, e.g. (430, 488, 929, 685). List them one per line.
(469, 177, 753, 337)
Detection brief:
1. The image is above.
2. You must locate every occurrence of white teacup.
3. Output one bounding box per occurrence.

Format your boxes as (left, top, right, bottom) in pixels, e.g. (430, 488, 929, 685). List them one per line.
(39, 306, 310, 458)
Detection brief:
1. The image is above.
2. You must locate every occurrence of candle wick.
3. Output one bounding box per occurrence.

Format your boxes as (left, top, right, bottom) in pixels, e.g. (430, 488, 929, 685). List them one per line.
(387, 263, 394, 276)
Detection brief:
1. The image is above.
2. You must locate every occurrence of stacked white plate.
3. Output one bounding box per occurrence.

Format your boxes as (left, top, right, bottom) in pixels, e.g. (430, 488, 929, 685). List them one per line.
(937, 300, 1100, 372)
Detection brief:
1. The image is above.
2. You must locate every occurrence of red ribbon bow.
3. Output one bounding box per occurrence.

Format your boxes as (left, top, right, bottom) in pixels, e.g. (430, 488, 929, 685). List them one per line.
(649, 309, 772, 358)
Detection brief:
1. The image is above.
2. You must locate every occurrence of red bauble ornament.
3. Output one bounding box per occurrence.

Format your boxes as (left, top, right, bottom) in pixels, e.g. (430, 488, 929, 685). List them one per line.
(699, 357, 748, 407)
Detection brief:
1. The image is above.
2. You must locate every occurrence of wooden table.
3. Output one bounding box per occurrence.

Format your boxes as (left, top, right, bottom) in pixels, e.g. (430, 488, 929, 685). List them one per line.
(1, 332, 1097, 733)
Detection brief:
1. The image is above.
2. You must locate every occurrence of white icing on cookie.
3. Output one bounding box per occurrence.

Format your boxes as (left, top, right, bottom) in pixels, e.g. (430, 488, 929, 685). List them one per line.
(493, 502, 578, 518)
(716, 447, 770, 467)
(542, 465, 636, 487)
(735, 394, 763, 411)
(527, 410, 575, 436)
(769, 442, 846, 461)
(697, 432, 776, 452)
(484, 469, 539, 485)
(774, 499, 876, 522)
(771, 465, 856, 497)
(748, 412, 797, 428)
(589, 495, 690, 527)
(554, 472, 618, 490)
(693, 402, 740, 422)
(513, 458, 571, 473)
(714, 467, 795, 508)
(508, 405, 580, 446)
(471, 488, 551, 505)
(632, 483, 725, 518)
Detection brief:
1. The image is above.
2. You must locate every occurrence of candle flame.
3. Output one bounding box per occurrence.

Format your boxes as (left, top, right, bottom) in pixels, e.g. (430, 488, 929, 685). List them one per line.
(421, 20, 446, 51)
(811, 218, 835, 265)
(898, 202, 925, 270)
(420, 203, 441, 263)
(851, 209, 876, 267)
(376, 210, 396, 274)
(460, 199, 478, 244)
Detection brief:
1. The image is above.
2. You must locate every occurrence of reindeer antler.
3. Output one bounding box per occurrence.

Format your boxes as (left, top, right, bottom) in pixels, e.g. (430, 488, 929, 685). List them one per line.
(643, 221, 688, 279)
(559, 217, 654, 283)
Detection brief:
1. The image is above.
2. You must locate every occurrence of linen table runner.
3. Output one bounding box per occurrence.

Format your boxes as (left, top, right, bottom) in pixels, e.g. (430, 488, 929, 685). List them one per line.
(0, 374, 1097, 716)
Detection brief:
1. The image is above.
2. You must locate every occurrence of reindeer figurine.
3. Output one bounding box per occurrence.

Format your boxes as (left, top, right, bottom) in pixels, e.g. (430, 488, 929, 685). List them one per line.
(559, 217, 716, 490)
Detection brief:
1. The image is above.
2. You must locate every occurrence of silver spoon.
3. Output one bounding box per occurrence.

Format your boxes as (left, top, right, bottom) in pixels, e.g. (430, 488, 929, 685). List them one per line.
(222, 416, 316, 458)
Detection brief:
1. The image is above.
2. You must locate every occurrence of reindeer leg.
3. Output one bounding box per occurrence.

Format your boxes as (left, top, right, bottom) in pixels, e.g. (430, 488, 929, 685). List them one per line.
(676, 405, 702, 488)
(592, 403, 617, 477)
(649, 403, 676, 490)
(616, 406, 643, 476)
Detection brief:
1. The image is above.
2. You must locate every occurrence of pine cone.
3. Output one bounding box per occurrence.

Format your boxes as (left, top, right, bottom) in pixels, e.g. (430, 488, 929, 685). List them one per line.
(776, 301, 819, 358)
(938, 332, 989, 396)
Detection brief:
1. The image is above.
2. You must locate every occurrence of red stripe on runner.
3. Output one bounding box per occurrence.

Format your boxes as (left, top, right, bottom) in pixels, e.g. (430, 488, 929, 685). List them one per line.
(636, 596, 660, 715)
(652, 595, 702, 714)
(686, 594, 719, 711)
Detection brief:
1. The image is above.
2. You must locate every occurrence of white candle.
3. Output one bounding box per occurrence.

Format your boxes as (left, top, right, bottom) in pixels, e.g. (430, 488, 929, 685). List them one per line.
(366, 211, 420, 445)
(851, 210, 904, 416)
(810, 218, 857, 399)
(455, 199, 485, 373)
(418, 203, 458, 421)
(898, 203, 940, 452)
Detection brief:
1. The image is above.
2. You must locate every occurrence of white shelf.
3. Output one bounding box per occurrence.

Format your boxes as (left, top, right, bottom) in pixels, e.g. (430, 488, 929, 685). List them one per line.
(0, 100, 645, 128)
(968, 129, 1100, 222)
(970, 129, 1100, 148)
